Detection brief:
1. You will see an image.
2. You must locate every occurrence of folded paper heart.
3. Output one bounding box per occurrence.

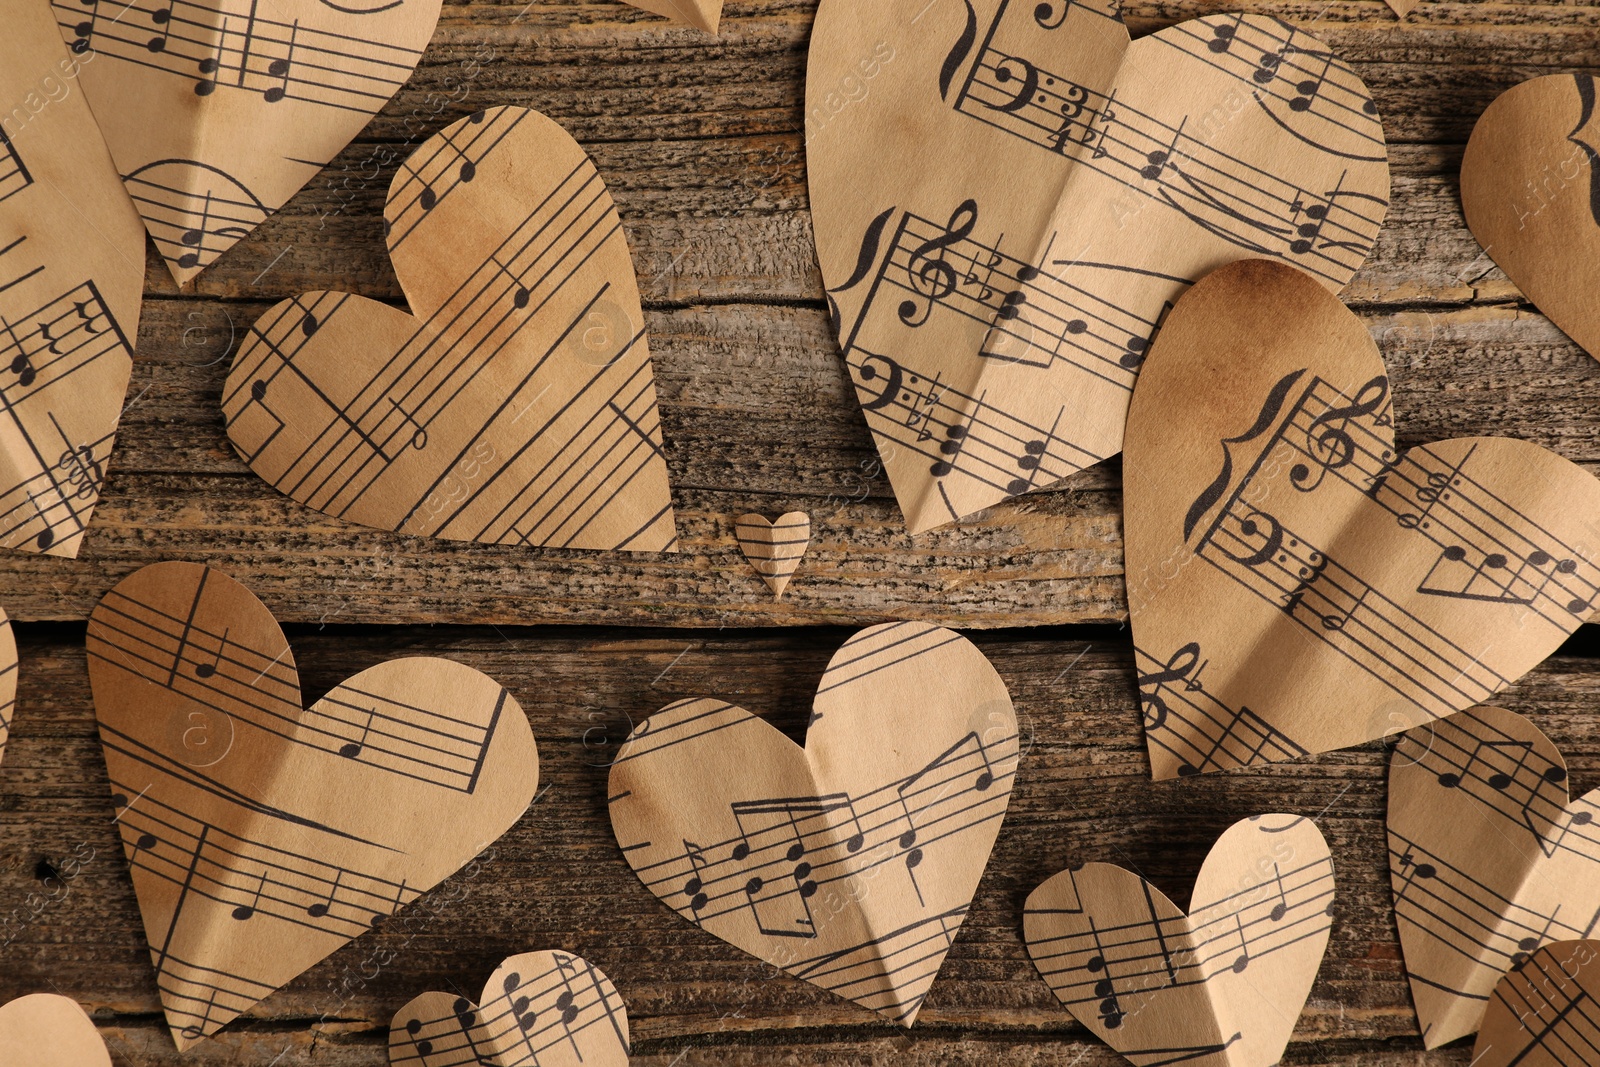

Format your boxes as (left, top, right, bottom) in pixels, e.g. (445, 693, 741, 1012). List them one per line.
(1124, 259, 1600, 779)
(86, 561, 540, 1049)
(807, 0, 1389, 534)
(389, 950, 630, 1067)
(1462, 74, 1600, 364)
(0, 607, 16, 771)
(223, 106, 677, 553)
(0, 994, 112, 1067)
(1473, 940, 1600, 1067)
(1389, 706, 1600, 1049)
(624, 0, 721, 32)
(609, 622, 1019, 1024)
(734, 512, 812, 598)
(58, 0, 443, 285)
(0, 7, 147, 558)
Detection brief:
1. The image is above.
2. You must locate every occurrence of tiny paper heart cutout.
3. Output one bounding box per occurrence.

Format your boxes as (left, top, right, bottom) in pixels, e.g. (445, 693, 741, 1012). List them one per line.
(86, 561, 540, 1049)
(608, 622, 1019, 1024)
(389, 951, 630, 1067)
(0, 994, 112, 1067)
(1125, 260, 1600, 779)
(1389, 706, 1600, 1049)
(56, 0, 443, 285)
(1024, 815, 1334, 1067)
(1472, 940, 1600, 1067)
(808, 0, 1389, 534)
(223, 106, 677, 553)
(1385, 0, 1423, 17)
(624, 0, 721, 32)
(734, 512, 812, 598)
(1462, 74, 1600, 363)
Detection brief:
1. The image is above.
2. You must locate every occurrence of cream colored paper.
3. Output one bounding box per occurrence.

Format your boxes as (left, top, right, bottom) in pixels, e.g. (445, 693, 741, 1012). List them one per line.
(0, 994, 112, 1067)
(0, 607, 16, 771)
(223, 106, 677, 553)
(734, 511, 811, 598)
(54, 0, 442, 285)
(1462, 74, 1600, 363)
(608, 622, 1019, 1025)
(0, 5, 146, 558)
(807, 0, 1390, 535)
(1473, 940, 1600, 1067)
(624, 0, 720, 33)
(390, 951, 630, 1067)
(1025, 815, 1334, 1067)
(1389, 706, 1600, 1049)
(1124, 259, 1600, 779)
(1384, 0, 1423, 17)
(86, 561, 540, 1049)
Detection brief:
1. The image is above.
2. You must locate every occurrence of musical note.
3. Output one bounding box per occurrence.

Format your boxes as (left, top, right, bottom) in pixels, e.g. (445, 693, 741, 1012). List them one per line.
(263, 21, 298, 103)
(194, 626, 227, 678)
(306, 869, 341, 919)
(339, 706, 375, 758)
(231, 871, 267, 920)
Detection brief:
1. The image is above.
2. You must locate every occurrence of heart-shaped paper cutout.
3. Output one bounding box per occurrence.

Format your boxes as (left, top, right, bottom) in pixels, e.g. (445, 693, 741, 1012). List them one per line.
(807, 0, 1390, 534)
(56, 0, 443, 285)
(0, 5, 148, 558)
(0, 606, 17, 771)
(0, 994, 112, 1067)
(734, 511, 812, 598)
(1385, 0, 1423, 17)
(1389, 706, 1600, 1049)
(1025, 815, 1334, 1067)
(624, 0, 720, 32)
(389, 951, 630, 1067)
(1472, 940, 1600, 1067)
(222, 106, 677, 553)
(1462, 74, 1600, 364)
(1125, 259, 1600, 779)
(86, 561, 540, 1049)
(609, 622, 1019, 1024)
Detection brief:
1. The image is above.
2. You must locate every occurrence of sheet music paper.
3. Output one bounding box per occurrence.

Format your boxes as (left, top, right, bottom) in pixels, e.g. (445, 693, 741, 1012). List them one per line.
(807, 0, 1390, 535)
(86, 561, 541, 1050)
(734, 511, 811, 598)
(1388, 706, 1600, 1049)
(1463, 74, 1600, 364)
(608, 622, 1019, 1025)
(0, 607, 17, 772)
(389, 950, 630, 1067)
(0, 994, 113, 1067)
(623, 0, 721, 32)
(222, 106, 677, 553)
(1024, 815, 1335, 1067)
(1384, 0, 1423, 16)
(53, 0, 443, 285)
(1473, 940, 1600, 1067)
(1124, 260, 1600, 780)
(0, 5, 146, 559)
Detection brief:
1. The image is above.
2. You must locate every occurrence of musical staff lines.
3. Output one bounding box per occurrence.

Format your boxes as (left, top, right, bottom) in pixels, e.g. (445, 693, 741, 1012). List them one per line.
(0, 126, 32, 205)
(1135, 641, 1307, 777)
(1474, 940, 1600, 1067)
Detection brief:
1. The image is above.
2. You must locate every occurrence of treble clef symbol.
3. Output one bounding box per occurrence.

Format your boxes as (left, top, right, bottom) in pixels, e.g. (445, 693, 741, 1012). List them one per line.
(897, 200, 978, 329)
(1137, 643, 1207, 732)
(1290, 374, 1390, 493)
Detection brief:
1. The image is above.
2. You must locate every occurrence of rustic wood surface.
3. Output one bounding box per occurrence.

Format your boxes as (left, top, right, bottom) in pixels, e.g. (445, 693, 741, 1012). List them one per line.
(4, 0, 1600, 1064)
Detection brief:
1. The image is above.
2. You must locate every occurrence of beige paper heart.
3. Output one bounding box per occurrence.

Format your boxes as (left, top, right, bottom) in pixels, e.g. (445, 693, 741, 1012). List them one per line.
(1472, 940, 1600, 1067)
(223, 106, 677, 553)
(608, 622, 1019, 1024)
(389, 951, 630, 1067)
(0, 6, 147, 558)
(86, 561, 539, 1049)
(1025, 815, 1334, 1067)
(1462, 74, 1600, 363)
(1389, 706, 1600, 1049)
(0, 607, 16, 771)
(1125, 260, 1600, 779)
(1384, 0, 1423, 17)
(734, 512, 812, 598)
(808, 0, 1389, 534)
(624, 0, 720, 33)
(55, 0, 442, 285)
(0, 994, 112, 1067)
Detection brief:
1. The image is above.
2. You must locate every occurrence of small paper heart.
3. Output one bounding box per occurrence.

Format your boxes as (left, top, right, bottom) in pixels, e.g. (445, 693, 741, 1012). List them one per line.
(389, 951, 629, 1067)
(1385, 0, 1422, 17)
(624, 0, 721, 32)
(609, 622, 1019, 1024)
(1473, 940, 1600, 1067)
(1025, 815, 1335, 1067)
(734, 512, 812, 598)
(0, 994, 112, 1067)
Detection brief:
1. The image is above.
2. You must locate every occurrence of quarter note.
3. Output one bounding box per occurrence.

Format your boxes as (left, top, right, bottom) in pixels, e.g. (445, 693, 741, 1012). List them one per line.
(263, 22, 299, 104)
(231, 870, 267, 920)
(339, 706, 376, 758)
(178, 192, 214, 270)
(194, 626, 227, 678)
(307, 869, 341, 919)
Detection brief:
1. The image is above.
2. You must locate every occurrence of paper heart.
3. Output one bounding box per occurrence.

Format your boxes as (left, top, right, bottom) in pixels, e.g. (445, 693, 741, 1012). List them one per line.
(734, 511, 812, 598)
(1472, 940, 1600, 1067)
(389, 951, 629, 1067)
(0, 608, 15, 771)
(1384, 0, 1423, 17)
(56, 0, 443, 285)
(1124, 259, 1600, 779)
(624, 0, 721, 33)
(608, 622, 1019, 1024)
(86, 561, 539, 1049)
(1462, 74, 1600, 363)
(1025, 815, 1334, 1067)
(222, 106, 677, 553)
(0, 994, 112, 1067)
(807, 0, 1389, 534)
(1389, 706, 1600, 1049)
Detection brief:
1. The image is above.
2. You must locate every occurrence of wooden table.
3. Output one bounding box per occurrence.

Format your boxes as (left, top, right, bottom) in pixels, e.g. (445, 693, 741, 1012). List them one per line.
(3, 1, 1599, 1063)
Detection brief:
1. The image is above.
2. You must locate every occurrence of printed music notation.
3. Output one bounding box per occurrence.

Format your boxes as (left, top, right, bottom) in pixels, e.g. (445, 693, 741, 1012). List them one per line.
(1135, 641, 1307, 777)
(1473, 940, 1600, 1067)
(0, 128, 32, 205)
